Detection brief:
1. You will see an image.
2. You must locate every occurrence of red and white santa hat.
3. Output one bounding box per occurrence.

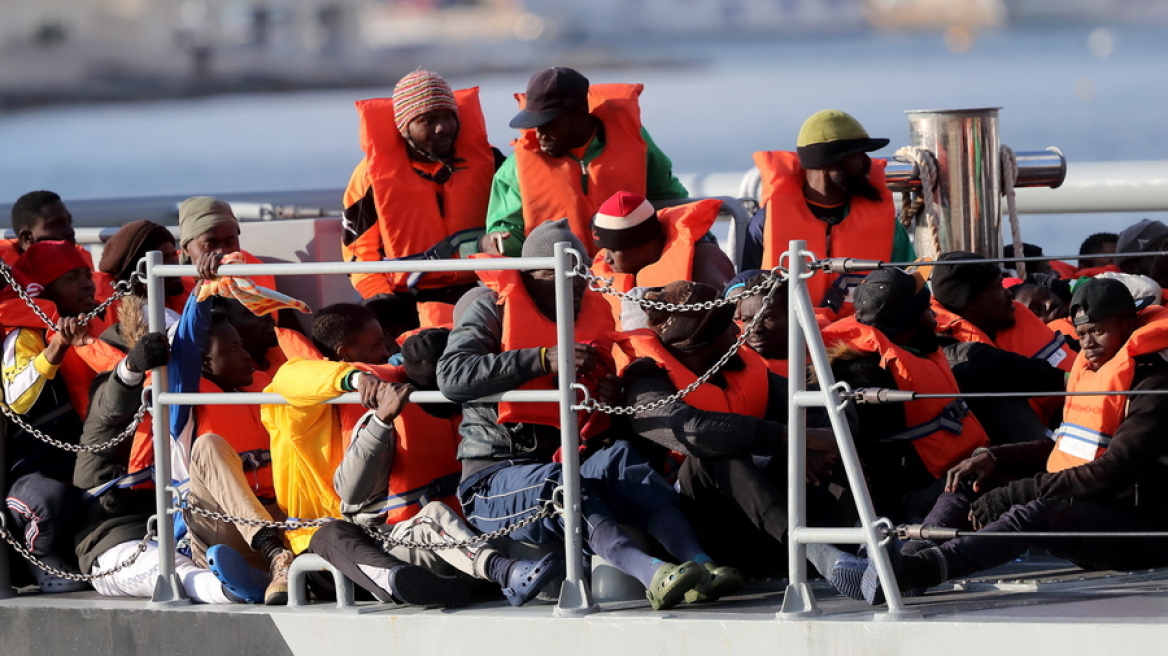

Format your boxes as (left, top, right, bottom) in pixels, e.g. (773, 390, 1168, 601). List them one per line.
(592, 191, 663, 250)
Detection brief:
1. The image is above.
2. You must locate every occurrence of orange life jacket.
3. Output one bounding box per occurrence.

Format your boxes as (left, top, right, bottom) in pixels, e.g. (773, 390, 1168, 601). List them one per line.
(342, 87, 494, 298)
(1048, 317, 1077, 341)
(612, 330, 770, 418)
(477, 263, 615, 432)
(1047, 260, 1078, 279)
(590, 198, 722, 325)
(1046, 306, 1168, 472)
(372, 366, 462, 524)
(823, 318, 989, 478)
(513, 84, 647, 257)
(127, 376, 275, 499)
(754, 151, 895, 311)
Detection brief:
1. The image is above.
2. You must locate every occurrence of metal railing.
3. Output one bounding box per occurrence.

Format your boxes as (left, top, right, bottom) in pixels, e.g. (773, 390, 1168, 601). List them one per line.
(141, 245, 597, 615)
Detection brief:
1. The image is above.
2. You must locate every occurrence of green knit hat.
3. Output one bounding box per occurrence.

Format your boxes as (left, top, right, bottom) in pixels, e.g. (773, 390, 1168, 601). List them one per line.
(796, 109, 889, 170)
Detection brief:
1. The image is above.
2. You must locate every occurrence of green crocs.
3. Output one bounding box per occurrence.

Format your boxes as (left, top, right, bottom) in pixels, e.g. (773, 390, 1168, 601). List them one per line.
(684, 562, 745, 604)
(646, 561, 704, 611)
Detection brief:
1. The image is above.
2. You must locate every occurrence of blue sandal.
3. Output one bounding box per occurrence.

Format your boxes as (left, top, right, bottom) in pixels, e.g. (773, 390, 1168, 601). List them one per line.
(503, 553, 565, 607)
(207, 544, 268, 604)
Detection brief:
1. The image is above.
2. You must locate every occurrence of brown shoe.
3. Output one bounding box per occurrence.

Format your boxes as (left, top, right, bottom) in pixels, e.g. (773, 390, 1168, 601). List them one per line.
(264, 550, 294, 605)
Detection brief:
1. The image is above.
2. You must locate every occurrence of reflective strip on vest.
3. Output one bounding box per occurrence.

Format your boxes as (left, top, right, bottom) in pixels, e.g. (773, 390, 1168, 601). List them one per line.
(84, 467, 155, 499)
(1052, 421, 1111, 463)
(881, 399, 970, 443)
(1034, 333, 1069, 368)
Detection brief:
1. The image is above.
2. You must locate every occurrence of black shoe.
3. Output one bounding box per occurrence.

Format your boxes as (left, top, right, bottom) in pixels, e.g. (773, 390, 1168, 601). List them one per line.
(387, 565, 471, 607)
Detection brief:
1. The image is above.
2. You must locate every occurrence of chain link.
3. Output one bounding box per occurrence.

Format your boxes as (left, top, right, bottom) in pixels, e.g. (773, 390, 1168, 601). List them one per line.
(572, 263, 781, 312)
(181, 499, 335, 530)
(0, 519, 153, 581)
(0, 259, 136, 332)
(361, 503, 557, 550)
(0, 390, 150, 453)
(580, 274, 782, 415)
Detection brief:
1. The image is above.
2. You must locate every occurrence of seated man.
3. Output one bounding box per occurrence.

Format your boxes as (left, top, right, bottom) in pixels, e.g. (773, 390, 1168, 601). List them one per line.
(729, 270, 789, 375)
(311, 328, 563, 607)
(214, 296, 319, 379)
(823, 278, 1168, 604)
(262, 303, 395, 558)
(360, 293, 421, 361)
(74, 333, 261, 604)
(95, 220, 188, 336)
(2, 241, 101, 589)
(176, 196, 278, 301)
(824, 268, 990, 522)
(480, 67, 688, 257)
(125, 293, 294, 604)
(2, 191, 100, 296)
(590, 191, 734, 328)
(619, 280, 839, 577)
(439, 220, 738, 610)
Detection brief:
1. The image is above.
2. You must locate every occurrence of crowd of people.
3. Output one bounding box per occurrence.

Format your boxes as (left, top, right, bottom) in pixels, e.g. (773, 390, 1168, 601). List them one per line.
(3, 65, 1168, 611)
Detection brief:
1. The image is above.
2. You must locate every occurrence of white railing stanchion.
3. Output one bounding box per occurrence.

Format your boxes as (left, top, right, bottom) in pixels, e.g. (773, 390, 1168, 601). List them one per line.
(552, 242, 597, 617)
(778, 240, 917, 619)
(146, 251, 189, 605)
(779, 241, 818, 617)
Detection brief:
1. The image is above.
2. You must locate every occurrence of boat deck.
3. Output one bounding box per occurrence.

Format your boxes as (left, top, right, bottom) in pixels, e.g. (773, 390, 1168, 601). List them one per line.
(5, 553, 1168, 656)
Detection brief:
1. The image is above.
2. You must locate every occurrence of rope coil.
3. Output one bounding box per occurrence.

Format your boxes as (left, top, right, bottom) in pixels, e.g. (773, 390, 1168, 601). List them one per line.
(894, 146, 942, 260)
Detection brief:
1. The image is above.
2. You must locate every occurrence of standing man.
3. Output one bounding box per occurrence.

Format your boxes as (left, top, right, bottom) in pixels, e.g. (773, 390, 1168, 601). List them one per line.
(744, 110, 913, 317)
(480, 67, 689, 258)
(342, 70, 499, 327)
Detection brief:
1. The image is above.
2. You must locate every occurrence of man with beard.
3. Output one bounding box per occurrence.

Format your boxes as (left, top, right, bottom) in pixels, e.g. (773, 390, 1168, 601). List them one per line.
(342, 71, 503, 326)
(742, 110, 913, 318)
(824, 268, 989, 523)
(479, 67, 688, 258)
(618, 280, 840, 577)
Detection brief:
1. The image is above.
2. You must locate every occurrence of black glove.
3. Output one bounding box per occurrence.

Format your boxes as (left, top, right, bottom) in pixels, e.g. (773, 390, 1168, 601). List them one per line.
(820, 286, 846, 313)
(126, 332, 170, 373)
(970, 487, 1012, 528)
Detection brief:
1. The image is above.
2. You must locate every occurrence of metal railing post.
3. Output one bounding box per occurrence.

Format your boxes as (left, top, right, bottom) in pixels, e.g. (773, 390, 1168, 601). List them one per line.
(145, 251, 189, 606)
(779, 241, 916, 618)
(552, 242, 597, 617)
(780, 241, 818, 616)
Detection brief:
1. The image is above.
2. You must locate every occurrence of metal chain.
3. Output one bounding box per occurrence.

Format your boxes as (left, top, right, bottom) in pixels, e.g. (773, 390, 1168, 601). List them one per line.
(572, 263, 781, 312)
(580, 274, 780, 415)
(0, 259, 136, 332)
(0, 390, 150, 453)
(180, 499, 334, 530)
(0, 520, 153, 581)
(361, 503, 557, 551)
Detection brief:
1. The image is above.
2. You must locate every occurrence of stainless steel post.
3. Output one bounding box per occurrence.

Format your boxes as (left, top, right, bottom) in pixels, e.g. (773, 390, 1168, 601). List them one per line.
(552, 242, 597, 617)
(145, 251, 189, 605)
(906, 108, 1002, 257)
(780, 241, 817, 616)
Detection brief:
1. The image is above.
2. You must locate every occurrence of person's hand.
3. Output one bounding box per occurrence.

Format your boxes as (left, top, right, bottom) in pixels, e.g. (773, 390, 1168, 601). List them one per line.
(546, 344, 598, 376)
(374, 382, 415, 423)
(593, 373, 621, 406)
(126, 332, 170, 373)
(969, 487, 1011, 529)
(478, 231, 511, 256)
(357, 372, 381, 410)
(45, 317, 93, 364)
(806, 448, 837, 487)
(945, 449, 996, 493)
(195, 251, 224, 280)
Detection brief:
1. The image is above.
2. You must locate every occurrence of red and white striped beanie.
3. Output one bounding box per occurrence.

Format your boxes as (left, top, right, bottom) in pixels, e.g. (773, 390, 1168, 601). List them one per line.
(592, 191, 663, 250)
(393, 70, 458, 133)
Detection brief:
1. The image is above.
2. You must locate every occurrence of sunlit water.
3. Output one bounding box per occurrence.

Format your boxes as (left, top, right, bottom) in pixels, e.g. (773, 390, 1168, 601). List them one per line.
(2, 24, 1166, 257)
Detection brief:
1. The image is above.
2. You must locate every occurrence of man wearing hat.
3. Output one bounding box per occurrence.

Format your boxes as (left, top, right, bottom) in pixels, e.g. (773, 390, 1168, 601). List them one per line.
(823, 267, 989, 522)
(823, 277, 1168, 605)
(1116, 218, 1168, 292)
(177, 196, 276, 293)
(439, 220, 726, 611)
(590, 191, 735, 327)
(479, 66, 688, 258)
(618, 279, 840, 578)
(342, 70, 503, 327)
(743, 110, 913, 317)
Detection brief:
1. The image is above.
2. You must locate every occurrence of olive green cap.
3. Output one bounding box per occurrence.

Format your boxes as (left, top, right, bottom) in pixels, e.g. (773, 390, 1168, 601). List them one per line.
(796, 109, 889, 170)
